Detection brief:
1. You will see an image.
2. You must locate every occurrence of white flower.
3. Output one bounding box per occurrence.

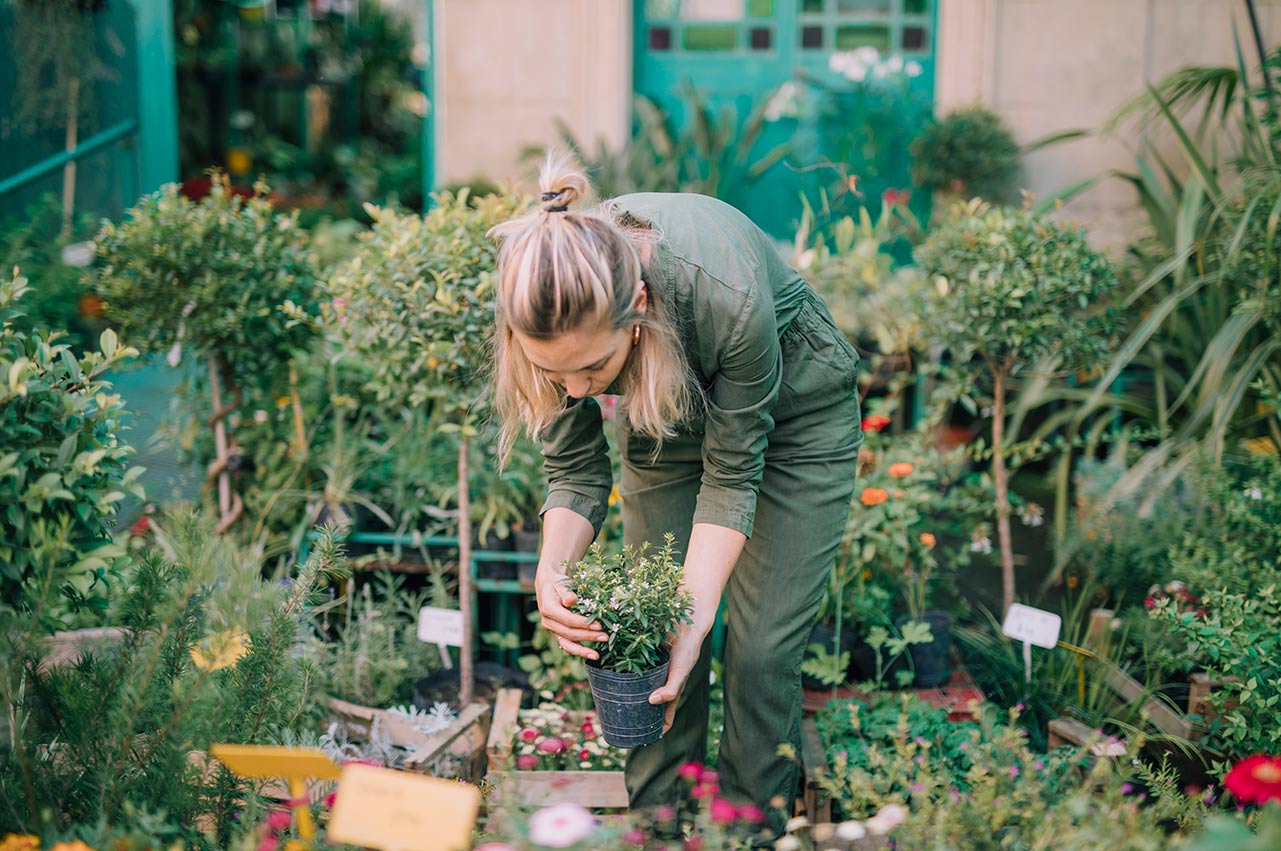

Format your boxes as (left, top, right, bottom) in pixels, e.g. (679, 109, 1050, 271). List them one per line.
(970, 537, 993, 555)
(1245, 486, 1263, 500)
(905, 60, 923, 77)
(886, 55, 904, 72)
(874, 804, 907, 829)
(775, 837, 802, 851)
(864, 816, 892, 835)
(527, 803, 596, 848)
(1164, 580, 1186, 594)
(166, 342, 183, 367)
(785, 815, 809, 833)
(855, 46, 880, 64)
(835, 820, 867, 840)
(1090, 740, 1126, 757)
(254, 409, 269, 424)
(846, 65, 868, 82)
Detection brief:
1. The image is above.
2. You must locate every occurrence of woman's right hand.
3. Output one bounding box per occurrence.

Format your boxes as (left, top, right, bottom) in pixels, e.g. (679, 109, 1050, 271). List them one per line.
(535, 568, 609, 661)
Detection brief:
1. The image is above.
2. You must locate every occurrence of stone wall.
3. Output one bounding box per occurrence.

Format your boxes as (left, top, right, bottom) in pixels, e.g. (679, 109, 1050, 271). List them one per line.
(936, 0, 1281, 248)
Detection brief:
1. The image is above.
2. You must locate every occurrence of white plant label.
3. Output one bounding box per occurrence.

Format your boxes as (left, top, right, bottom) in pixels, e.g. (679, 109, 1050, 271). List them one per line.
(418, 607, 464, 647)
(1001, 604, 1062, 649)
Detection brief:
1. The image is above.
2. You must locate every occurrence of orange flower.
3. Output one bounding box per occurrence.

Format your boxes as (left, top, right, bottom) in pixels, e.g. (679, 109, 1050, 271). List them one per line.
(861, 415, 891, 433)
(888, 462, 914, 478)
(919, 533, 936, 549)
(893, 489, 906, 499)
(860, 487, 889, 506)
(50, 843, 94, 851)
(1, 836, 40, 851)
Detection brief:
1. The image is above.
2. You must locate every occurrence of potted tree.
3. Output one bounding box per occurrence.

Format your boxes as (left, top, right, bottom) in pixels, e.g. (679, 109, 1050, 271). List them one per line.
(565, 535, 693, 748)
(914, 201, 1120, 614)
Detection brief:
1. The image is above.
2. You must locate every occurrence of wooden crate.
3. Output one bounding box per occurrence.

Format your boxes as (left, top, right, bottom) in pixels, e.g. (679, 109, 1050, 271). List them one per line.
(1187, 673, 1239, 720)
(328, 697, 492, 781)
(484, 688, 630, 809)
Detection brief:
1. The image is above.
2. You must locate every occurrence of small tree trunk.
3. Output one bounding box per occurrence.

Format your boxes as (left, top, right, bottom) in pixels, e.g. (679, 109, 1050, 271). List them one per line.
(209, 355, 233, 524)
(61, 78, 79, 238)
(991, 368, 1016, 615)
(458, 433, 474, 706)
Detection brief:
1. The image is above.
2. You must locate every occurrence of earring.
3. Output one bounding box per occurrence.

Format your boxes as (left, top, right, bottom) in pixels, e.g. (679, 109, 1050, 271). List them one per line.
(632, 324, 641, 347)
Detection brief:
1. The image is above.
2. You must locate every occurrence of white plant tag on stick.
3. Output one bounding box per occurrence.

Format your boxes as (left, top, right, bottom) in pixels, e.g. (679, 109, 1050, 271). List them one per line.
(418, 606, 462, 669)
(1002, 604, 1062, 683)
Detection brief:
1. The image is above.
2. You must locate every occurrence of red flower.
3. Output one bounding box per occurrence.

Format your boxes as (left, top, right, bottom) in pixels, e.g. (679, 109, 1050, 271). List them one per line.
(684, 838, 702, 851)
(538, 737, 567, 755)
(862, 414, 892, 433)
(324, 791, 337, 809)
(519, 727, 539, 742)
(1225, 755, 1281, 805)
(129, 515, 151, 536)
(882, 188, 909, 207)
(266, 809, 292, 832)
(579, 749, 591, 762)
(516, 754, 539, 770)
(709, 797, 738, 824)
(677, 762, 703, 781)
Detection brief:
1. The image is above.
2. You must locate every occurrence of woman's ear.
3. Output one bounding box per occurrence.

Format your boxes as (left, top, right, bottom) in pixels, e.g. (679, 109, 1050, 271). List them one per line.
(634, 282, 648, 315)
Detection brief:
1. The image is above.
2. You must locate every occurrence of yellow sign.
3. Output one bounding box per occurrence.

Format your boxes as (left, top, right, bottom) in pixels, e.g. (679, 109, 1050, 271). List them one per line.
(327, 763, 480, 851)
(211, 745, 341, 840)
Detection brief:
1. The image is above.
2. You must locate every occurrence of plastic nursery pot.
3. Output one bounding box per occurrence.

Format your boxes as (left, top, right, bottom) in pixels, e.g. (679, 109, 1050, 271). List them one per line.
(585, 648, 671, 749)
(898, 611, 953, 688)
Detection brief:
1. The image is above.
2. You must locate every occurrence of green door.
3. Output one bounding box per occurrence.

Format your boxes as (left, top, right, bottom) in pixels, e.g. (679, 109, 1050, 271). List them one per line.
(634, 0, 936, 238)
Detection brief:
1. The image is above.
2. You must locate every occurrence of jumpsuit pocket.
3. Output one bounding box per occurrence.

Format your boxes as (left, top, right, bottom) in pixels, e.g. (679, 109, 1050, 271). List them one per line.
(775, 297, 859, 422)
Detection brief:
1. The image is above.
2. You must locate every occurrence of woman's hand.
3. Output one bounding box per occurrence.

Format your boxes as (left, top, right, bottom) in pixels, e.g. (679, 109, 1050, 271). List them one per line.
(648, 622, 707, 734)
(535, 566, 609, 661)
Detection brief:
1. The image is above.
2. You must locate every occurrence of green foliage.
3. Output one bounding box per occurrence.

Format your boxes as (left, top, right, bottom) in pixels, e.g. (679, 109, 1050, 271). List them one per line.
(318, 190, 528, 418)
(537, 85, 790, 206)
(1152, 584, 1281, 768)
(816, 694, 983, 799)
(0, 512, 347, 841)
(566, 535, 694, 675)
(910, 107, 1022, 203)
(517, 608, 594, 710)
(915, 201, 1121, 387)
(1184, 803, 1281, 851)
(0, 271, 144, 625)
(816, 701, 1180, 848)
(307, 572, 447, 708)
(0, 195, 103, 353)
(92, 176, 319, 398)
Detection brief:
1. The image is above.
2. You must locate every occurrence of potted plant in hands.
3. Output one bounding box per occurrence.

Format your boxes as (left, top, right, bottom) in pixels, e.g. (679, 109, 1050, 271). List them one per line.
(564, 534, 694, 748)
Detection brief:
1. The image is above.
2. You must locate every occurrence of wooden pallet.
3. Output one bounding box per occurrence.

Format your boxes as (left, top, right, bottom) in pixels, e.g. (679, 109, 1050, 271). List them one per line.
(484, 688, 630, 809)
(802, 654, 986, 721)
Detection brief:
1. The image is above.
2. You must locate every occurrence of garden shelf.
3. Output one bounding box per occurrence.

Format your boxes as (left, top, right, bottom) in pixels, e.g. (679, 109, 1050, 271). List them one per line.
(484, 688, 630, 810)
(801, 654, 985, 721)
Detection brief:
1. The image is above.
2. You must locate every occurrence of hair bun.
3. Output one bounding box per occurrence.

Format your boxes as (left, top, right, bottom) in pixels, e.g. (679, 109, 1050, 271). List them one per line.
(538, 150, 591, 212)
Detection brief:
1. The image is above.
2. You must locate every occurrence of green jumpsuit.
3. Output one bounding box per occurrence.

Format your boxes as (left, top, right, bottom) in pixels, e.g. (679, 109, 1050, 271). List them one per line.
(537, 192, 863, 810)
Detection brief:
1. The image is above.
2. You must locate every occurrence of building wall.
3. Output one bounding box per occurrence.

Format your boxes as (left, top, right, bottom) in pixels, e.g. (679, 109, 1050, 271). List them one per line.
(434, 0, 632, 191)
(936, 0, 1281, 248)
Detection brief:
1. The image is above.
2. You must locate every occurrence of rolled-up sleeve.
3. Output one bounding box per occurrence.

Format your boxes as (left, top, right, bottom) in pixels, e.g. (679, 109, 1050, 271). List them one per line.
(692, 273, 781, 537)
(538, 396, 613, 533)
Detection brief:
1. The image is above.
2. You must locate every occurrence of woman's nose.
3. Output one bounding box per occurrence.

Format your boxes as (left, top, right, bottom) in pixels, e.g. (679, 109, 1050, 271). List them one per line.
(564, 376, 591, 398)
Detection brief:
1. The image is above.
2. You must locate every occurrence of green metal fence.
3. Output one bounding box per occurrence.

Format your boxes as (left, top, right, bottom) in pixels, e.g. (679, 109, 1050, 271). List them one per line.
(0, 0, 176, 221)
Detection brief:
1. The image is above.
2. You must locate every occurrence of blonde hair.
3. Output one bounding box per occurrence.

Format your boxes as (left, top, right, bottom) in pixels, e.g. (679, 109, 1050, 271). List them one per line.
(488, 151, 697, 461)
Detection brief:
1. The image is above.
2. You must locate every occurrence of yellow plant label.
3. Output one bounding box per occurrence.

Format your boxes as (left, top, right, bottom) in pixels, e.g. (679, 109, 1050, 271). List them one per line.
(327, 763, 480, 851)
(210, 744, 341, 781)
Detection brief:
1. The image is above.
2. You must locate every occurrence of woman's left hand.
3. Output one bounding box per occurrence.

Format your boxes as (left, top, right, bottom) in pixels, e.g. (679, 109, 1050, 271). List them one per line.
(647, 623, 706, 734)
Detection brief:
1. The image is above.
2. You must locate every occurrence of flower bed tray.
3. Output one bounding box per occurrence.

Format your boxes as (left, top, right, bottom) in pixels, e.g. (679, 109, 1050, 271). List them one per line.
(484, 688, 630, 809)
(801, 654, 985, 721)
(327, 697, 492, 781)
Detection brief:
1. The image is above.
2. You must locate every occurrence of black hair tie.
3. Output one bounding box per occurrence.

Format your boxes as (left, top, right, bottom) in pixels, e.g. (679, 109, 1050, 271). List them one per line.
(541, 191, 569, 213)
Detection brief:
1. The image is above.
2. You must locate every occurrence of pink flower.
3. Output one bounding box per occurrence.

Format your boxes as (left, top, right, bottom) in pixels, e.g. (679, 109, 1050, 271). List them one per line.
(677, 762, 703, 781)
(256, 838, 279, 851)
(520, 727, 539, 742)
(738, 804, 765, 823)
(709, 797, 737, 824)
(516, 754, 538, 770)
(266, 809, 292, 832)
(538, 737, 568, 755)
(474, 845, 518, 851)
(528, 803, 596, 848)
(654, 805, 676, 822)
(581, 721, 595, 736)
(699, 769, 719, 786)
(1008, 766, 1020, 778)
(684, 839, 702, 851)
(623, 829, 647, 845)
(324, 791, 337, 809)
(579, 749, 591, 762)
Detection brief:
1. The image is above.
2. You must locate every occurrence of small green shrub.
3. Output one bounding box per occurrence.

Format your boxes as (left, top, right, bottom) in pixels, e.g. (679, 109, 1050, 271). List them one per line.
(0, 271, 144, 624)
(910, 106, 1021, 203)
(0, 513, 347, 842)
(566, 535, 694, 674)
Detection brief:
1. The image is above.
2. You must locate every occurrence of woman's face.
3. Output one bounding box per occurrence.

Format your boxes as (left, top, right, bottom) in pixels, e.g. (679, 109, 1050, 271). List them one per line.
(513, 320, 634, 399)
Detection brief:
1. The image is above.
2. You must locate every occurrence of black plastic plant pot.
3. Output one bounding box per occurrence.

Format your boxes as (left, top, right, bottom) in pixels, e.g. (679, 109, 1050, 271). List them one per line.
(584, 649, 670, 749)
(906, 611, 953, 687)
